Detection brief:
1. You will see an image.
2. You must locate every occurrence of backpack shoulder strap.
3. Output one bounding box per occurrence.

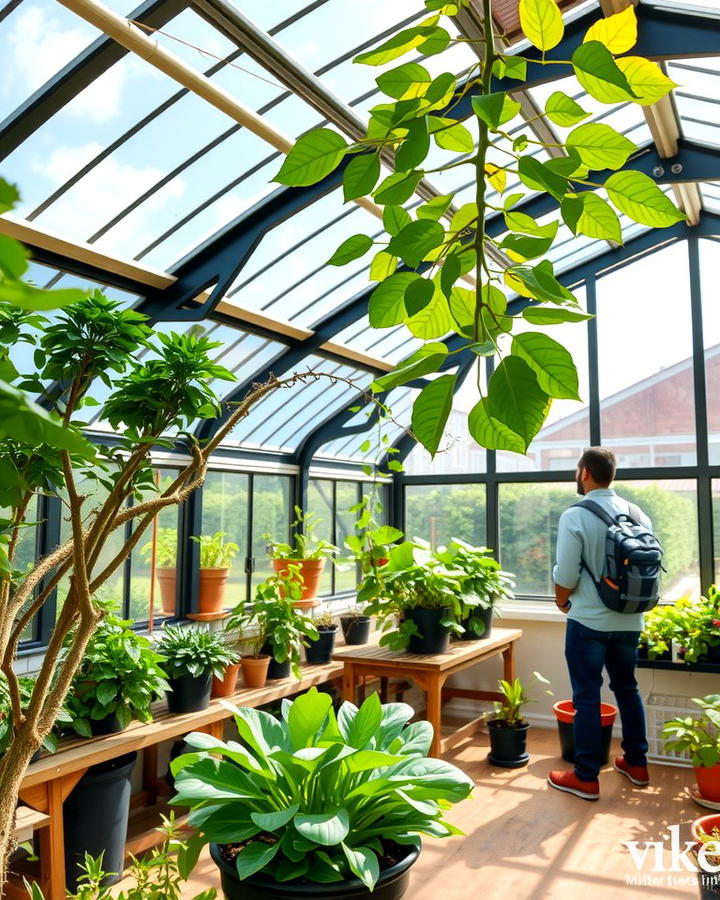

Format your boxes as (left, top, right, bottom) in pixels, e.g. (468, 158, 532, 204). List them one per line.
(626, 502, 643, 524)
(571, 499, 616, 527)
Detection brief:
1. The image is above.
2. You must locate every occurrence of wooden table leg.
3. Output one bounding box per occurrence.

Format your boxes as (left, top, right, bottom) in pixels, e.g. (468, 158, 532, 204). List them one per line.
(207, 720, 225, 740)
(426, 673, 444, 758)
(37, 779, 65, 900)
(502, 641, 515, 682)
(342, 663, 356, 703)
(142, 745, 159, 803)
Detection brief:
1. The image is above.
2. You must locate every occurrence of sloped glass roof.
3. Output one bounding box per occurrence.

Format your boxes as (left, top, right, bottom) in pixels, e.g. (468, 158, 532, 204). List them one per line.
(2, 0, 720, 464)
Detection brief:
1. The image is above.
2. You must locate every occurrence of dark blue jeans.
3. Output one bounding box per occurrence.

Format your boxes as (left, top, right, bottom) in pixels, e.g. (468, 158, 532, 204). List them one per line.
(565, 619, 648, 781)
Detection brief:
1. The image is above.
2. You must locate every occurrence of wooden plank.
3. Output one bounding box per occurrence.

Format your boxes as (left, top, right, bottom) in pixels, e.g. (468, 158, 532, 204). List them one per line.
(14, 805, 50, 839)
(19, 661, 343, 790)
(332, 628, 522, 671)
(439, 715, 486, 754)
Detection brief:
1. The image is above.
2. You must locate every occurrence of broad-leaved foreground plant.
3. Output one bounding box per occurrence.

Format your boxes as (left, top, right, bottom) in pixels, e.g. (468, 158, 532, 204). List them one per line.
(171, 688, 473, 890)
(275, 0, 686, 457)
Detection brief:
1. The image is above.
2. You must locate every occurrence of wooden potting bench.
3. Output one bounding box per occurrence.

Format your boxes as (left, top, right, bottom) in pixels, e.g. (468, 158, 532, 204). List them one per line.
(334, 627, 523, 757)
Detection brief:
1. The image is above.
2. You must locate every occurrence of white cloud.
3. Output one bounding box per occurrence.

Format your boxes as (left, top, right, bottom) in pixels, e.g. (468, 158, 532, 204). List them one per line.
(4, 5, 129, 123)
(32, 144, 186, 258)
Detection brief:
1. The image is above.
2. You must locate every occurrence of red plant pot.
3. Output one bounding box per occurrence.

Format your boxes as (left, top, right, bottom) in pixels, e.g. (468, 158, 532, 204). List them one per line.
(156, 567, 177, 616)
(272, 558, 325, 603)
(211, 663, 240, 698)
(695, 765, 720, 803)
(198, 568, 229, 614)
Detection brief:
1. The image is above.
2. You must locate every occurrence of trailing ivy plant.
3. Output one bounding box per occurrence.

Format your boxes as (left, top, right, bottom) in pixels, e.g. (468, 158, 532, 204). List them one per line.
(274, 0, 684, 456)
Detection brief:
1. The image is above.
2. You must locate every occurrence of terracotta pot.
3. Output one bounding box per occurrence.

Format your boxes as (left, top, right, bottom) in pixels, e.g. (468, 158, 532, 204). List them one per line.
(691, 813, 720, 844)
(211, 663, 240, 698)
(198, 568, 229, 614)
(272, 558, 325, 602)
(156, 567, 177, 616)
(696, 764, 720, 803)
(240, 655, 270, 689)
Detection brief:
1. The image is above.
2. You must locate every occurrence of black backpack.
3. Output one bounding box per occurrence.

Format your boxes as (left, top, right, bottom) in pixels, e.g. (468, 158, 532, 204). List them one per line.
(572, 499, 664, 614)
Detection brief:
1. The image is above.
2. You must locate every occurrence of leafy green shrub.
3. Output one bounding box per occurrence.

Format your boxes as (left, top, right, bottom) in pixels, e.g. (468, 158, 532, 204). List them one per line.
(65, 615, 169, 735)
(190, 532, 239, 569)
(157, 626, 237, 681)
(139, 527, 178, 568)
(663, 694, 720, 767)
(265, 507, 337, 561)
(171, 688, 473, 890)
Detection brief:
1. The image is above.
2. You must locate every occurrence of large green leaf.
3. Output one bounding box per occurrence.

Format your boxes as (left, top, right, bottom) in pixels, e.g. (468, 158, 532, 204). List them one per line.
(343, 153, 381, 201)
(234, 840, 281, 879)
(562, 192, 622, 242)
(342, 844, 380, 892)
(371, 342, 448, 393)
(347, 692, 382, 748)
(369, 250, 397, 282)
(250, 806, 299, 830)
(287, 688, 332, 749)
(327, 234, 373, 266)
(404, 277, 435, 315)
(519, 0, 564, 51)
(506, 260, 577, 306)
(376, 62, 432, 99)
(188, 803, 260, 844)
(471, 93, 506, 129)
(512, 332, 581, 400)
(294, 809, 350, 846)
(0, 178, 20, 214)
(275, 129, 348, 186)
(517, 156, 567, 201)
(0, 281, 87, 311)
(430, 117, 474, 152)
(374, 171, 423, 205)
(504, 211, 558, 240)
(522, 306, 593, 325)
(411, 374, 456, 456)
(565, 123, 635, 171)
(584, 5, 637, 54)
(605, 171, 686, 226)
(572, 41, 635, 104)
(0, 234, 29, 279)
(387, 220, 445, 268)
(368, 272, 419, 327)
(395, 117, 431, 172)
(481, 356, 551, 452)
(355, 24, 436, 65)
(407, 283, 454, 338)
(501, 232, 555, 260)
(617, 57, 678, 106)
(0, 381, 92, 453)
(544, 91, 590, 127)
(383, 205, 412, 236)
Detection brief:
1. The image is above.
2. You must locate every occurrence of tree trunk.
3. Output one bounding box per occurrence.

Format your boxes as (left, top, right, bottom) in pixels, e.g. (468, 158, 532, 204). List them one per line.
(0, 726, 43, 888)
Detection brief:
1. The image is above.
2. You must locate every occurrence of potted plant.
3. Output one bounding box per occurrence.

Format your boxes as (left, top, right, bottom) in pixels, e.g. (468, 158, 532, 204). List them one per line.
(190, 531, 240, 616)
(339, 605, 373, 646)
(691, 815, 720, 899)
(435, 539, 514, 640)
(486, 678, 532, 768)
(639, 600, 687, 661)
(211, 642, 242, 700)
(64, 615, 169, 736)
(139, 526, 178, 616)
(157, 625, 237, 713)
(361, 540, 464, 654)
(304, 608, 338, 664)
(229, 570, 319, 681)
(663, 694, 720, 802)
(266, 507, 337, 608)
(170, 688, 473, 899)
(344, 494, 403, 576)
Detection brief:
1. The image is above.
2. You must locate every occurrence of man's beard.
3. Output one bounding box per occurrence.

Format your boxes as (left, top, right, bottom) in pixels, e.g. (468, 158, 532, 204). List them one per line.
(576, 475, 585, 496)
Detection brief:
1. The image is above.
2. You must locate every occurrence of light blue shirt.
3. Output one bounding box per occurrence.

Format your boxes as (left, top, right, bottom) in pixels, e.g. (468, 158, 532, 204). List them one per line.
(553, 488, 651, 633)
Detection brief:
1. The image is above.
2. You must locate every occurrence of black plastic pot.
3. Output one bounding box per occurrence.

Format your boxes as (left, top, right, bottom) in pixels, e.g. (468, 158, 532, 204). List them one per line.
(487, 719, 529, 768)
(210, 841, 419, 899)
(557, 718, 614, 765)
(403, 607, 450, 655)
(167, 671, 212, 713)
(63, 752, 137, 891)
(90, 711, 125, 736)
(707, 644, 720, 663)
(261, 642, 291, 680)
(341, 616, 371, 645)
(305, 628, 337, 664)
(460, 605, 493, 641)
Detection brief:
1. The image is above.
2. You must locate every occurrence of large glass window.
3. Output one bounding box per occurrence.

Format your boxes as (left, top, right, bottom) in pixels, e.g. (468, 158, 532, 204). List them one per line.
(498, 482, 578, 596)
(714, 480, 720, 583)
(405, 484, 487, 551)
(251, 475, 291, 592)
(596, 242, 696, 467)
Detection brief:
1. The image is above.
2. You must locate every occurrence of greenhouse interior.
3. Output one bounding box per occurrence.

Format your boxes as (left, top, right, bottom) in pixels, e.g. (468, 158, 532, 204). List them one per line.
(2, 0, 720, 896)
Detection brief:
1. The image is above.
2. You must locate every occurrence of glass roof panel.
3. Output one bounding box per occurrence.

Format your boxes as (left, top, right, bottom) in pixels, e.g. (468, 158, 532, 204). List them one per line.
(223, 355, 369, 451)
(315, 387, 415, 461)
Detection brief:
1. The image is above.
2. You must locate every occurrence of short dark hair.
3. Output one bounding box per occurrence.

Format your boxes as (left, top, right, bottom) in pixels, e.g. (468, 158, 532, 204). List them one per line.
(578, 447, 616, 486)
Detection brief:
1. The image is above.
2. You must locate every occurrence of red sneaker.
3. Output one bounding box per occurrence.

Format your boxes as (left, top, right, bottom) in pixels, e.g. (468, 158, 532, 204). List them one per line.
(614, 756, 649, 786)
(547, 770, 599, 800)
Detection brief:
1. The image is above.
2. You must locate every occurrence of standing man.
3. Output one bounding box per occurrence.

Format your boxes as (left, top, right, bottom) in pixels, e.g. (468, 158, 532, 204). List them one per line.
(548, 447, 655, 801)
